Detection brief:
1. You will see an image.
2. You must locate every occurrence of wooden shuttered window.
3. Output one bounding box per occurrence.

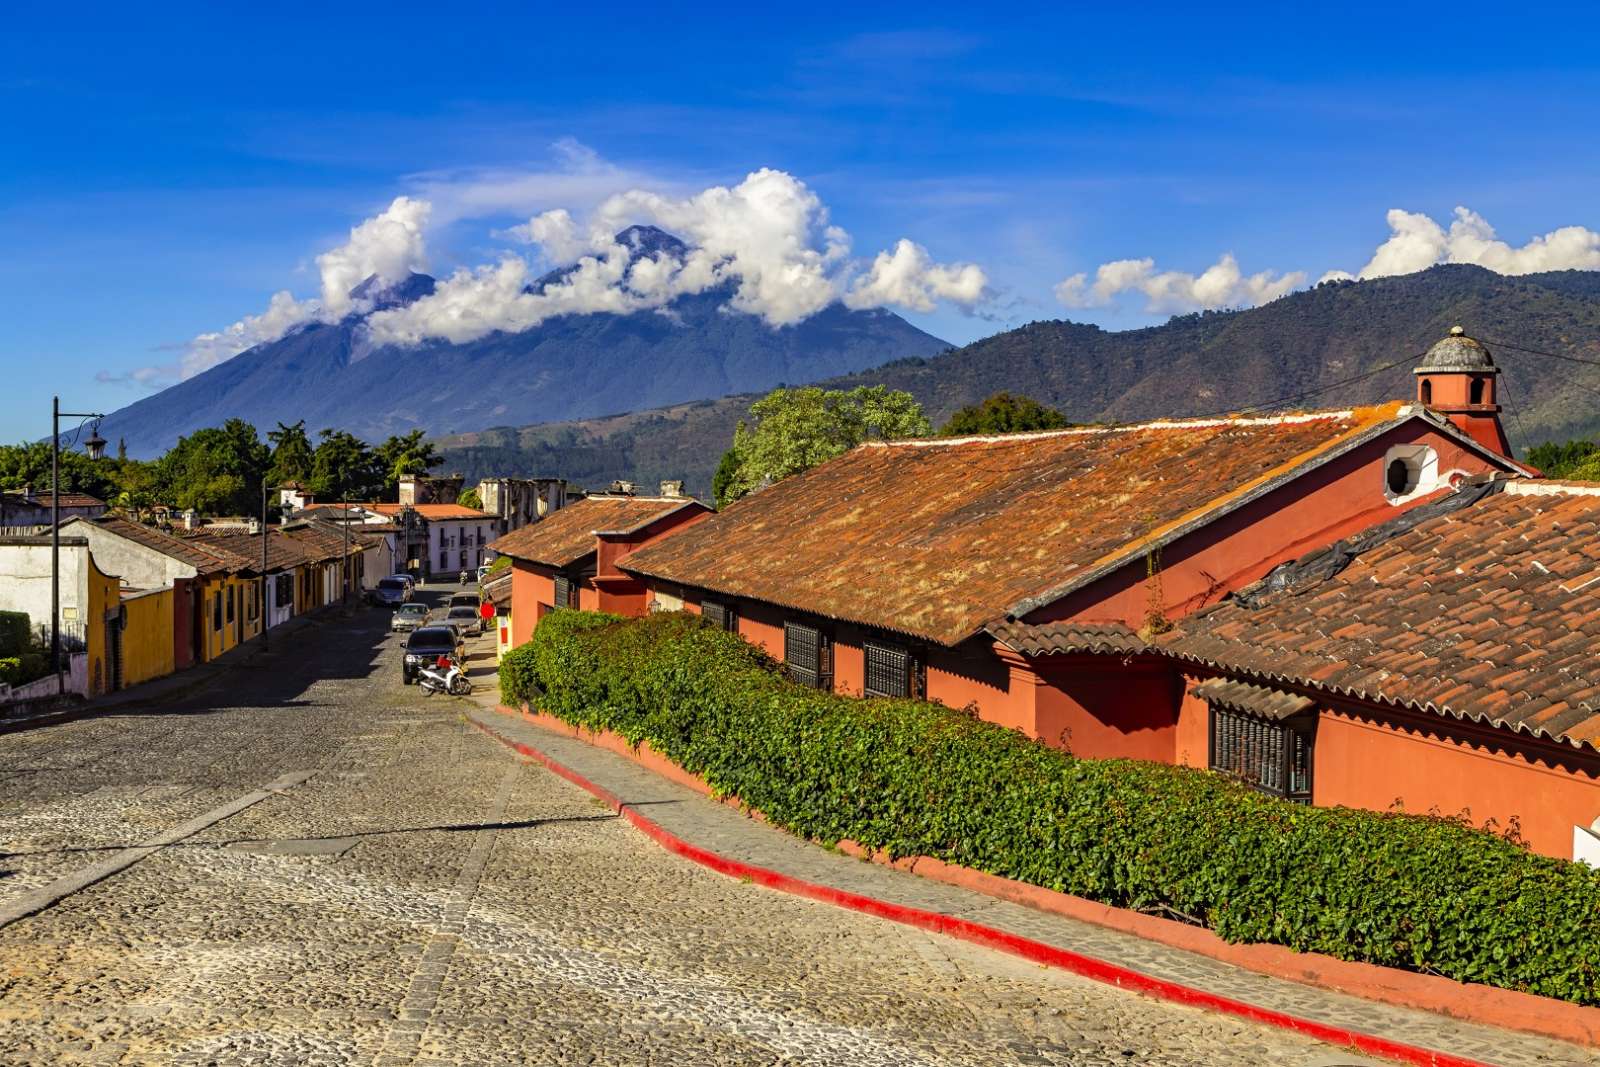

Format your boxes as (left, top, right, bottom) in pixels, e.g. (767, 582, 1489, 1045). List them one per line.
(783, 620, 830, 689)
(1207, 704, 1313, 804)
(701, 599, 737, 632)
(863, 640, 919, 699)
(553, 575, 573, 610)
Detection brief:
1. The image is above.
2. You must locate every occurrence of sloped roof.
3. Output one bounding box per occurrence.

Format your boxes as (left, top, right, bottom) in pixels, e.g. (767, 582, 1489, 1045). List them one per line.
(280, 524, 359, 561)
(185, 529, 312, 572)
(366, 503, 488, 520)
(81, 516, 237, 574)
(1164, 481, 1600, 750)
(489, 496, 699, 568)
(622, 405, 1484, 646)
(482, 571, 513, 608)
(988, 620, 1147, 656)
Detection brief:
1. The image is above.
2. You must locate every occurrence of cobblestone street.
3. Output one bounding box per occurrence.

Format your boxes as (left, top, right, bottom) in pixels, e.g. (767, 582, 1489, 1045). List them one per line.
(0, 593, 1364, 1066)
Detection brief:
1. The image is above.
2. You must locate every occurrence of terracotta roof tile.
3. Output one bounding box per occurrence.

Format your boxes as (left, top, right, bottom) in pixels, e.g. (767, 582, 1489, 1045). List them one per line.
(81, 516, 237, 573)
(1166, 484, 1600, 750)
(987, 620, 1147, 656)
(488, 496, 699, 568)
(623, 406, 1414, 646)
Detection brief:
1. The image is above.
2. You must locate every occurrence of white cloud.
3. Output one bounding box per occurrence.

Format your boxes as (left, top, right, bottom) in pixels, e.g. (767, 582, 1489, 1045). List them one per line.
(1326, 206, 1600, 282)
(315, 195, 430, 318)
(844, 239, 988, 313)
(1056, 253, 1304, 314)
(121, 147, 992, 383)
(368, 167, 991, 345)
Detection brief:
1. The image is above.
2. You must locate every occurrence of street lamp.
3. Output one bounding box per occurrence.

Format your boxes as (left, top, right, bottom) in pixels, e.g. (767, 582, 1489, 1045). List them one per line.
(51, 399, 106, 694)
(260, 481, 286, 653)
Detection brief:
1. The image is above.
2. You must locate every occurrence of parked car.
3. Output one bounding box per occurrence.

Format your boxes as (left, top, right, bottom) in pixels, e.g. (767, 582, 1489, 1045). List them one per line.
(445, 604, 484, 636)
(373, 576, 413, 607)
(390, 602, 432, 632)
(447, 592, 480, 611)
(403, 625, 465, 684)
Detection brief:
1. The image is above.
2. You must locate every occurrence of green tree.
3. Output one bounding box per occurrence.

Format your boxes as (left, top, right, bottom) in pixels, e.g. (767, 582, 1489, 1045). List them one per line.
(939, 392, 1070, 436)
(719, 386, 930, 506)
(711, 447, 742, 509)
(310, 429, 383, 501)
(1525, 438, 1599, 478)
(456, 486, 482, 510)
(373, 430, 442, 501)
(155, 419, 269, 516)
(266, 420, 315, 486)
(0, 439, 119, 500)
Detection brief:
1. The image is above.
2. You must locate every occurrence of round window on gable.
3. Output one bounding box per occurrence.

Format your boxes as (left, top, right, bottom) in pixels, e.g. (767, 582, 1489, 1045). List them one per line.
(1386, 457, 1412, 494)
(1382, 444, 1438, 504)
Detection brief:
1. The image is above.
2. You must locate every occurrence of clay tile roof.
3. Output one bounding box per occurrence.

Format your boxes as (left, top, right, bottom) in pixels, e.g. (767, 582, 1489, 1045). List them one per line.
(84, 516, 237, 574)
(987, 620, 1147, 656)
(1165, 481, 1600, 750)
(1190, 677, 1315, 721)
(27, 492, 105, 508)
(483, 571, 513, 608)
(489, 496, 700, 567)
(621, 406, 1421, 646)
(366, 503, 489, 520)
(186, 529, 312, 572)
(280, 525, 357, 561)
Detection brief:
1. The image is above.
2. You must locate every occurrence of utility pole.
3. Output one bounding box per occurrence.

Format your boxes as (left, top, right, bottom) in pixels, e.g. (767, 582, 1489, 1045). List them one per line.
(50, 398, 105, 695)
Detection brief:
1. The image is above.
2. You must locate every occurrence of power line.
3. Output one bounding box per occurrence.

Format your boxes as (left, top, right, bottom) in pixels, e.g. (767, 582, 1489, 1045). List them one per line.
(1480, 337, 1600, 368)
(1188, 354, 1420, 419)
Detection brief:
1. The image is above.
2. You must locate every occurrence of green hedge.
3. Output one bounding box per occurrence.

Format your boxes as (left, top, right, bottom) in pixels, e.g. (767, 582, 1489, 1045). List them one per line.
(0, 653, 48, 688)
(0, 611, 29, 658)
(501, 610, 1600, 1005)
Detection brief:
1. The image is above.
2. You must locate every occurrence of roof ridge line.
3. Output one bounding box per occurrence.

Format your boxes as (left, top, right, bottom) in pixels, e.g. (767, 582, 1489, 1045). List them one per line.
(866, 407, 1365, 449)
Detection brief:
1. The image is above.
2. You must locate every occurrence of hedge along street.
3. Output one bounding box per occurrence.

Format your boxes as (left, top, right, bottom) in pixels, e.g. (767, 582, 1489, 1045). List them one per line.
(500, 609, 1600, 1008)
(0, 596, 1347, 1065)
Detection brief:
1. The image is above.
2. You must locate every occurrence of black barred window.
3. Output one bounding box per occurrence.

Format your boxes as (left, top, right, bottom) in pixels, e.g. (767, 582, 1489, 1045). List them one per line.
(864, 641, 917, 699)
(702, 599, 737, 632)
(784, 620, 829, 688)
(1208, 705, 1313, 803)
(553, 575, 573, 609)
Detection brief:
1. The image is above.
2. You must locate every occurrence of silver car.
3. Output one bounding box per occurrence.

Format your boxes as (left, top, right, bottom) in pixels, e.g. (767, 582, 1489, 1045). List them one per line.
(444, 605, 484, 636)
(391, 602, 432, 632)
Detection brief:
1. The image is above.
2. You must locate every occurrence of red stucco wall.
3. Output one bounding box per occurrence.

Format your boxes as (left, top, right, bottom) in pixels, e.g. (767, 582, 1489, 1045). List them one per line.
(1312, 705, 1600, 859)
(1032, 657, 1181, 760)
(1029, 422, 1510, 629)
(509, 563, 555, 648)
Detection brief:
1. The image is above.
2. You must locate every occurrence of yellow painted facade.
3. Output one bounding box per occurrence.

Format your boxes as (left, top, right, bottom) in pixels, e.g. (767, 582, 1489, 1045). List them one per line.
(84, 555, 118, 697)
(197, 572, 264, 663)
(120, 587, 175, 687)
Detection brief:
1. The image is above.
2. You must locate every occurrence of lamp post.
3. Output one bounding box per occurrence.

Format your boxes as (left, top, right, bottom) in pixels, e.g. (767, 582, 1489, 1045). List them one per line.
(50, 401, 106, 694)
(260, 481, 285, 653)
(341, 491, 351, 606)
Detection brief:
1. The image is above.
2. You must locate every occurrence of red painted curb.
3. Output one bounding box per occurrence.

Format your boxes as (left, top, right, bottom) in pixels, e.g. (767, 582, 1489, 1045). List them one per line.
(466, 714, 1487, 1067)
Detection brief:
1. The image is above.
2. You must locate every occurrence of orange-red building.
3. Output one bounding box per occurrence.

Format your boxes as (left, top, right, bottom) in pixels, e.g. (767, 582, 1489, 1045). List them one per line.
(606, 330, 1600, 861)
(488, 493, 710, 648)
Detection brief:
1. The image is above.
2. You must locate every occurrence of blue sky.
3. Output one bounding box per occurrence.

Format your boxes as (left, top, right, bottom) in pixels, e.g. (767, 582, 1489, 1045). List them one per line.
(6, 3, 1600, 438)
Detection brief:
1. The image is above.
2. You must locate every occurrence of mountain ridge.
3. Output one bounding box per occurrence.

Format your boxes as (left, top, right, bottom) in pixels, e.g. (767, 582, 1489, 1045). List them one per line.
(94, 226, 951, 456)
(435, 264, 1600, 496)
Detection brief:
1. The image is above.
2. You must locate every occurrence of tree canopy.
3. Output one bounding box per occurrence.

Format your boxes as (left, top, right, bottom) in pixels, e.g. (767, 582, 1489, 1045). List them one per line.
(266, 420, 315, 486)
(714, 385, 930, 508)
(939, 391, 1070, 436)
(155, 419, 270, 516)
(1525, 437, 1600, 479)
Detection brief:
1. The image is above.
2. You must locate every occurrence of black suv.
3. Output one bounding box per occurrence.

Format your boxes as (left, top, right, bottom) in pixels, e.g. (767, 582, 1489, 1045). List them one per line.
(403, 625, 465, 684)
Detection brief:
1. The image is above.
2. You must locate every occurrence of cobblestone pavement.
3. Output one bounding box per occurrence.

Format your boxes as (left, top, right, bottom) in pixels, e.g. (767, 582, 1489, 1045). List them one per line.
(1, 589, 1372, 1066)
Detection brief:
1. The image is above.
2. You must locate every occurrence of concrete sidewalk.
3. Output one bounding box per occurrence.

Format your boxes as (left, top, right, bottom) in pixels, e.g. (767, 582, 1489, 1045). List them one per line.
(461, 699, 1592, 1067)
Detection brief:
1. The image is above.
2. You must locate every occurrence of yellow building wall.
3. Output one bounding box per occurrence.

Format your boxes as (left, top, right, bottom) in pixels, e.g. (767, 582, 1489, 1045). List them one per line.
(121, 588, 176, 687)
(199, 573, 257, 662)
(86, 555, 118, 697)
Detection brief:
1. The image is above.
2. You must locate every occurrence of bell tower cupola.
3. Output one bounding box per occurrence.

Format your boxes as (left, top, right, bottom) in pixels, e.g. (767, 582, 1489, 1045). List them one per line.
(1413, 326, 1510, 457)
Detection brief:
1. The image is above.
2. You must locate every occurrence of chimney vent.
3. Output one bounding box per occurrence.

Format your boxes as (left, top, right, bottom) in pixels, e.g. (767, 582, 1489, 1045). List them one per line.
(659, 479, 684, 498)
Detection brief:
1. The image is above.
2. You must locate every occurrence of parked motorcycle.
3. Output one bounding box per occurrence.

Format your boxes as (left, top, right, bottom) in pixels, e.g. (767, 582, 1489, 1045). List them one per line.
(417, 655, 472, 697)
